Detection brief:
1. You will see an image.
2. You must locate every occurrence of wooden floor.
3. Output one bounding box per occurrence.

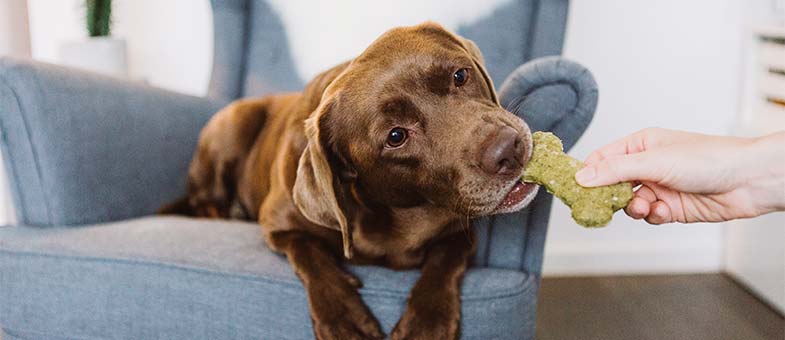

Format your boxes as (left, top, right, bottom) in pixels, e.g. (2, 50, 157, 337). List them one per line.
(536, 274, 784, 340)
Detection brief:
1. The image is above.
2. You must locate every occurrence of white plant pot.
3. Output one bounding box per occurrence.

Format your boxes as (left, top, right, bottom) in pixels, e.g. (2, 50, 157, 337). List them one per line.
(58, 37, 129, 78)
(0, 0, 31, 57)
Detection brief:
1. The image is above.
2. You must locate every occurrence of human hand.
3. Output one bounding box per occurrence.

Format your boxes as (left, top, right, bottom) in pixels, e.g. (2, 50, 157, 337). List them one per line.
(574, 128, 785, 224)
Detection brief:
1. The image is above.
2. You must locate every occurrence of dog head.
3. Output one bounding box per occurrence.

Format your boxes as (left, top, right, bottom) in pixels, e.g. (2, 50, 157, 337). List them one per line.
(293, 22, 538, 258)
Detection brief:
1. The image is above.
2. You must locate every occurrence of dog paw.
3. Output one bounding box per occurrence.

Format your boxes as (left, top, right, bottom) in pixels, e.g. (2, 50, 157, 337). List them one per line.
(309, 280, 384, 340)
(390, 292, 460, 340)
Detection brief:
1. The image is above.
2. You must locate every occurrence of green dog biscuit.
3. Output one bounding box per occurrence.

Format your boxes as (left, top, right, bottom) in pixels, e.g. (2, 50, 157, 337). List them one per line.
(522, 132, 633, 227)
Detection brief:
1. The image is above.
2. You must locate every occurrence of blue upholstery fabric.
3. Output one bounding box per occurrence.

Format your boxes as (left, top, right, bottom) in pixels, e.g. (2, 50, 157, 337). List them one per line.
(207, 0, 250, 103)
(0, 1, 597, 339)
(458, 0, 569, 85)
(208, 0, 303, 102)
(0, 58, 222, 227)
(500, 57, 598, 153)
(0, 217, 537, 339)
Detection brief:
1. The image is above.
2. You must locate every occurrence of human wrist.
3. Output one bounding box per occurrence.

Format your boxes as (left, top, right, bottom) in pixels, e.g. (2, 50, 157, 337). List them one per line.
(742, 132, 785, 214)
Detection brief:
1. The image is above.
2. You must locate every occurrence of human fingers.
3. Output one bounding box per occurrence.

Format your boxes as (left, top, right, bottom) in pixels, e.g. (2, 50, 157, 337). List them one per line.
(644, 201, 673, 225)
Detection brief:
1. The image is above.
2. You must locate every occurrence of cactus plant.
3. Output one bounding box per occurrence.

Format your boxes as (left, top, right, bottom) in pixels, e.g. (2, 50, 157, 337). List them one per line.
(86, 0, 112, 37)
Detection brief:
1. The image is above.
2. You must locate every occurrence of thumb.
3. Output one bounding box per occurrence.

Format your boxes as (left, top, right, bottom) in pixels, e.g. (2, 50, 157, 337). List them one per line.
(575, 152, 661, 187)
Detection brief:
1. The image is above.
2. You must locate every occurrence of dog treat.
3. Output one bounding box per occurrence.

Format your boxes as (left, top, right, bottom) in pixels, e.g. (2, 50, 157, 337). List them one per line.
(522, 132, 633, 227)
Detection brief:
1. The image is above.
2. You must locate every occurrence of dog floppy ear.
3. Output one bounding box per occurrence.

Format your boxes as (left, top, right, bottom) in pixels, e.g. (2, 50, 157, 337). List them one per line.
(293, 98, 354, 259)
(458, 36, 499, 105)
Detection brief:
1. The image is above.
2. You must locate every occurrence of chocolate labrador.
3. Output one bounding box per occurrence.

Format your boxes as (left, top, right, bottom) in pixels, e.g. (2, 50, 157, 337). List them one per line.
(160, 22, 538, 340)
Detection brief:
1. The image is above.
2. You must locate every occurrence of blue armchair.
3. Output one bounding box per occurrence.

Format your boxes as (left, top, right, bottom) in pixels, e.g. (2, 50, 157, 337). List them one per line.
(0, 0, 596, 339)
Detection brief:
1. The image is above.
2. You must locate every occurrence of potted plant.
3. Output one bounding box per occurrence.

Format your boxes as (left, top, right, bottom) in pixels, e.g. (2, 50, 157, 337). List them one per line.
(58, 0, 128, 77)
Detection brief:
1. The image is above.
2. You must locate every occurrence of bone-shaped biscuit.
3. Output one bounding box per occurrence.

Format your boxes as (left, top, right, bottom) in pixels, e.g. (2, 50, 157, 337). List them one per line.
(523, 132, 633, 227)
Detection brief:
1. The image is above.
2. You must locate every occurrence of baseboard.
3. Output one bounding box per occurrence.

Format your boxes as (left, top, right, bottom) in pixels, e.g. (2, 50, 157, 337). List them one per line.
(542, 242, 723, 276)
(725, 271, 785, 316)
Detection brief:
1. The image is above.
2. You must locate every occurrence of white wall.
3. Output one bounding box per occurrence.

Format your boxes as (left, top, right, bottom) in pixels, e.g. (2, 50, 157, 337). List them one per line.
(5, 1, 776, 278)
(543, 0, 746, 275)
(26, 0, 213, 96)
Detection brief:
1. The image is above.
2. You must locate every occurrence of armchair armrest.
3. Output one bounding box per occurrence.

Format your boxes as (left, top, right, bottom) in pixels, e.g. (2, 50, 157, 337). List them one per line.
(498, 56, 598, 152)
(474, 57, 598, 274)
(0, 57, 223, 226)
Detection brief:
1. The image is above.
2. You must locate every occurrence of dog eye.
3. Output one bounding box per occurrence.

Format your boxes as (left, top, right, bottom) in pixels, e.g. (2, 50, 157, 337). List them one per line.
(386, 127, 408, 148)
(453, 68, 469, 87)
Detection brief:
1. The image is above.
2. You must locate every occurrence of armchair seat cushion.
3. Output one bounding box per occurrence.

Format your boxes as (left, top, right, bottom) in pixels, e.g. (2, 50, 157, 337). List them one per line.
(0, 217, 537, 340)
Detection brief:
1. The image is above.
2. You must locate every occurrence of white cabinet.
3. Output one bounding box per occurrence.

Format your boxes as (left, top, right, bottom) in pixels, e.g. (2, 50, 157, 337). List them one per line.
(725, 26, 785, 314)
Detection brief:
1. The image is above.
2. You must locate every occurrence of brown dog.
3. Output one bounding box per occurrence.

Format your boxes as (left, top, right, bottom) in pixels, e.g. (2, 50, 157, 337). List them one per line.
(161, 22, 538, 340)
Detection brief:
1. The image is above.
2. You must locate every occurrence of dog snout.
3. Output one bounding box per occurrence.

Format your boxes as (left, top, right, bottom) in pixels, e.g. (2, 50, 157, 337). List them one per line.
(478, 126, 524, 177)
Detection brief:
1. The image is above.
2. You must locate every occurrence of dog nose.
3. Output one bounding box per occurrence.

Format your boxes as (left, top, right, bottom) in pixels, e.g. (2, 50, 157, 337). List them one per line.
(479, 126, 523, 176)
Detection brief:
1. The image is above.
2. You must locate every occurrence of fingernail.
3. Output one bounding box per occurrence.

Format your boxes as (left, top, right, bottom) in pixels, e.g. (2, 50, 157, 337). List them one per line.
(575, 166, 596, 185)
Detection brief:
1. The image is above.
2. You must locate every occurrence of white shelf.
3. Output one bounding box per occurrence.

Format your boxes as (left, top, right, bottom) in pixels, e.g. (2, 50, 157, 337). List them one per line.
(745, 25, 785, 134)
(760, 42, 785, 70)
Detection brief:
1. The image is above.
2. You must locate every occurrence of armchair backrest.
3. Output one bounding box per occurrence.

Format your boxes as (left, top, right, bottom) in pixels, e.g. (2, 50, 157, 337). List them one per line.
(208, 0, 568, 101)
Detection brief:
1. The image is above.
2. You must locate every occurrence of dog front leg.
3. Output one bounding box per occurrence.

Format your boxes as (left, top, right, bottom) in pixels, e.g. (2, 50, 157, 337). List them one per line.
(268, 230, 384, 340)
(391, 228, 476, 340)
